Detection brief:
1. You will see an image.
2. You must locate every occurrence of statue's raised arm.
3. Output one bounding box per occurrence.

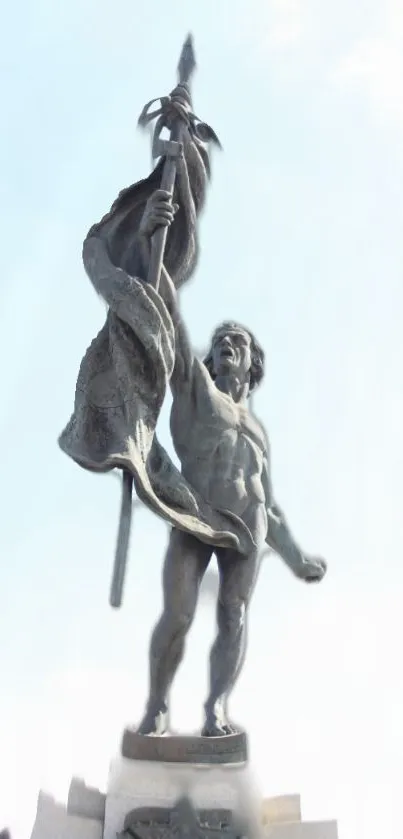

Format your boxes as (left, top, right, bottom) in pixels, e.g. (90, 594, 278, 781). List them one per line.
(136, 188, 194, 390)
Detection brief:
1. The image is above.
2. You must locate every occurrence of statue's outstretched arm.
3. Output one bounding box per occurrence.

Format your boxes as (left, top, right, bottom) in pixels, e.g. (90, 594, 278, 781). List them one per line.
(262, 454, 326, 583)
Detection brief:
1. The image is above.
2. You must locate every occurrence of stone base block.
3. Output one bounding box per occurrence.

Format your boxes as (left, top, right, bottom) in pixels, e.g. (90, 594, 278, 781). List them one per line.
(30, 792, 103, 839)
(262, 795, 301, 825)
(67, 778, 106, 822)
(104, 755, 259, 839)
(264, 820, 338, 838)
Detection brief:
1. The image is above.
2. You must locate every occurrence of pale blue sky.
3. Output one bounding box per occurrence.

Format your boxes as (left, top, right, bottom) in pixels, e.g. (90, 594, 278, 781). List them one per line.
(1, 2, 403, 838)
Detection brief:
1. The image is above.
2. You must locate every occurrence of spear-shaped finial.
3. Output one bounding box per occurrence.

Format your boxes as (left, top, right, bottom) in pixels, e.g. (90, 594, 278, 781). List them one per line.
(177, 33, 196, 85)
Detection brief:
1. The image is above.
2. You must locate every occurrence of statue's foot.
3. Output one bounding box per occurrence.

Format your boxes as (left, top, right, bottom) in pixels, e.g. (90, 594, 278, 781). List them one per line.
(136, 703, 168, 736)
(201, 712, 237, 737)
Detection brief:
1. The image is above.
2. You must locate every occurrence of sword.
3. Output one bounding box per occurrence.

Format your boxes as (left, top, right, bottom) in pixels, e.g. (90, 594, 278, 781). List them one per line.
(109, 34, 197, 609)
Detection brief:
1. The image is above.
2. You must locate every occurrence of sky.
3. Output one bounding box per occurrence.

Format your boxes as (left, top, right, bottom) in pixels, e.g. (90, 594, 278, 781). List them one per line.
(1, 1, 403, 837)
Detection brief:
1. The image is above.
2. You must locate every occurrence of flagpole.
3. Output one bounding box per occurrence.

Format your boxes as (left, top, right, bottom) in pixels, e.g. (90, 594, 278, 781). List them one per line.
(109, 35, 197, 609)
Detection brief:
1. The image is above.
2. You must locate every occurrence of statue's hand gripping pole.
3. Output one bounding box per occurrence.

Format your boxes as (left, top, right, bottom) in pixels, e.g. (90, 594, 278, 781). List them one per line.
(138, 35, 196, 291)
(137, 34, 220, 291)
(145, 135, 184, 291)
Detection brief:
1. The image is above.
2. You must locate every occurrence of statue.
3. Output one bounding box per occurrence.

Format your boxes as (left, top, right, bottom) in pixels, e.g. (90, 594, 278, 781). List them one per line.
(59, 35, 326, 741)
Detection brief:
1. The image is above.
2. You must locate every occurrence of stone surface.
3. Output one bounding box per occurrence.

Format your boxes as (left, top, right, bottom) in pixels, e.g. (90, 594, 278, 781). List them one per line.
(67, 778, 106, 821)
(29, 780, 339, 839)
(264, 821, 338, 838)
(121, 730, 248, 764)
(30, 792, 103, 839)
(103, 755, 259, 839)
(262, 795, 301, 825)
(120, 799, 248, 838)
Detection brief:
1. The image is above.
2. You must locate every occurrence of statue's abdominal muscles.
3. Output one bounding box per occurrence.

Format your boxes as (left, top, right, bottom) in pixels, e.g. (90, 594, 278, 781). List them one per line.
(171, 377, 268, 548)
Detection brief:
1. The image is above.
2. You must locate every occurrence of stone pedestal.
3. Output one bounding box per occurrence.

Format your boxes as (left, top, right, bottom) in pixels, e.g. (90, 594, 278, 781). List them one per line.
(29, 730, 339, 838)
(104, 728, 258, 838)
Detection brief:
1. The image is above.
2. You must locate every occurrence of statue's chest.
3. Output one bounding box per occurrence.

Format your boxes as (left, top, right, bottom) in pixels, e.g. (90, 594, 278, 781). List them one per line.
(195, 389, 266, 454)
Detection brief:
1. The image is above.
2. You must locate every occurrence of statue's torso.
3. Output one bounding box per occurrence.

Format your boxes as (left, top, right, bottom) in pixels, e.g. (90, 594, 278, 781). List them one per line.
(170, 360, 268, 549)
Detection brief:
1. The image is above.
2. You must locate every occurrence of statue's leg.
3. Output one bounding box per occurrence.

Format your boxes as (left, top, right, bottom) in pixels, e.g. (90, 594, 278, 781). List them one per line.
(137, 528, 212, 735)
(202, 548, 260, 737)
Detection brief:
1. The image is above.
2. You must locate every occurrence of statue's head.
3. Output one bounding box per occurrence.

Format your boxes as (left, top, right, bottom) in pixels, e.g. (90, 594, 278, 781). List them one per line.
(203, 321, 265, 395)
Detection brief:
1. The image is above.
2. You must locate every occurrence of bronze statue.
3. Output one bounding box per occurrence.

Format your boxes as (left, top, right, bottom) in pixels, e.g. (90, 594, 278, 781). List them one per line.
(59, 35, 326, 740)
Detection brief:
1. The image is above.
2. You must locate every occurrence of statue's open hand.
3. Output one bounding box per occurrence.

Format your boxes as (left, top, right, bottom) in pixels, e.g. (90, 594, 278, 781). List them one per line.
(297, 555, 327, 584)
(140, 189, 179, 239)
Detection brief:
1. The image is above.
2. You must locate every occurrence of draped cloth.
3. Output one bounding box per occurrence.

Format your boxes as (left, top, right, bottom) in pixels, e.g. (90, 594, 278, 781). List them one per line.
(59, 132, 255, 556)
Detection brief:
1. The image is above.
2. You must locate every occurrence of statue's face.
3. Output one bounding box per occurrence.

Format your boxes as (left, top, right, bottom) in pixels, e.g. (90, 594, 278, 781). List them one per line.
(211, 327, 252, 382)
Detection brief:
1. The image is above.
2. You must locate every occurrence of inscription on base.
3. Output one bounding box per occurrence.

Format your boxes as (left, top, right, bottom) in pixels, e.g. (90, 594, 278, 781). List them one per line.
(121, 731, 248, 765)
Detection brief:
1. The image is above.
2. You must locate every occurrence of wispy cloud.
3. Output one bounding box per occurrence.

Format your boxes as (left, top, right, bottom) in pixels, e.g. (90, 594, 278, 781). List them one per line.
(264, 0, 304, 49)
(234, 0, 305, 55)
(235, 0, 403, 134)
(333, 2, 403, 130)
